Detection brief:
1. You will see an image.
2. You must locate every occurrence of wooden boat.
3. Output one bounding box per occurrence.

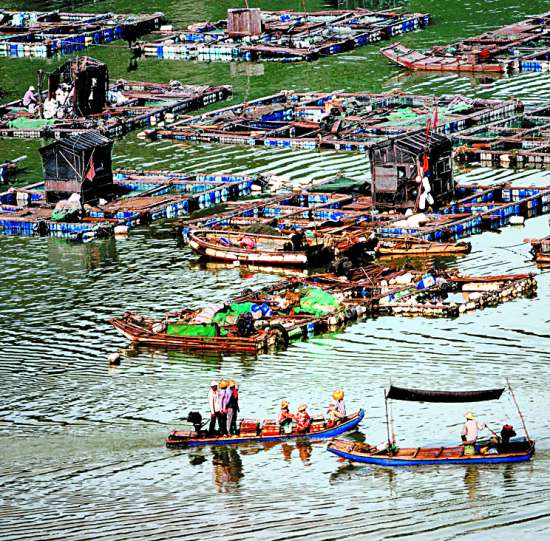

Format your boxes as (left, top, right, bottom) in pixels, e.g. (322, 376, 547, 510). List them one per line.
(380, 43, 507, 73)
(529, 236, 550, 265)
(111, 310, 309, 353)
(327, 382, 535, 467)
(327, 437, 535, 466)
(166, 409, 365, 448)
(188, 229, 332, 266)
(375, 237, 471, 257)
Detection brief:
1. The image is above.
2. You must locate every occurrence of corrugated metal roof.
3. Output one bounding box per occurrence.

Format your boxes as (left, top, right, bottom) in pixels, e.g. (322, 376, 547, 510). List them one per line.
(39, 130, 112, 155)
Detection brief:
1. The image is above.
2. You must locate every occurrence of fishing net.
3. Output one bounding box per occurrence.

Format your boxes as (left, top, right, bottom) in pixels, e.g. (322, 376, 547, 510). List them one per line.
(294, 287, 340, 317)
(7, 117, 59, 129)
(166, 323, 219, 337)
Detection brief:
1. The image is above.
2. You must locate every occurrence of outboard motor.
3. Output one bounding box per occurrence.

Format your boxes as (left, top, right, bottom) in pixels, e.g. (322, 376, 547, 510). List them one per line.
(187, 411, 203, 433)
(501, 424, 516, 444)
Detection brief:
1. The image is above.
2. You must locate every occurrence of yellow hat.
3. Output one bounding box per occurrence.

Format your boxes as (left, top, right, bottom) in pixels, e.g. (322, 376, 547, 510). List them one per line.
(281, 400, 289, 408)
(332, 389, 344, 401)
(298, 403, 307, 412)
(228, 380, 236, 388)
(465, 411, 476, 420)
(219, 380, 229, 389)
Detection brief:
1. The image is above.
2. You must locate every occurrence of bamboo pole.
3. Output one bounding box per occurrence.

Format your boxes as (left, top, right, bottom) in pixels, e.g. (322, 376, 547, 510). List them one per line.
(506, 378, 530, 441)
(384, 389, 392, 448)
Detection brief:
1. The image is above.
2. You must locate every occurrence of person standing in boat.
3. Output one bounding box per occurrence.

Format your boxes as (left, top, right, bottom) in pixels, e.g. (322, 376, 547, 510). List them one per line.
(295, 404, 311, 433)
(226, 380, 239, 435)
(218, 379, 230, 436)
(208, 380, 223, 436)
(461, 412, 485, 454)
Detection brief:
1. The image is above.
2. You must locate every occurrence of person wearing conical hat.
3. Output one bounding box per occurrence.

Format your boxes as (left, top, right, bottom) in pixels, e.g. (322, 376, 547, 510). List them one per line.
(295, 403, 311, 433)
(218, 379, 230, 436)
(279, 399, 294, 433)
(331, 389, 347, 420)
(461, 412, 486, 454)
(226, 380, 240, 435)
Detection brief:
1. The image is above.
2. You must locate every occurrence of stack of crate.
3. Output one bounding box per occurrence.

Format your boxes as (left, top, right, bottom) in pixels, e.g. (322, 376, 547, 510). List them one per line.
(261, 419, 280, 436)
(239, 418, 260, 436)
(310, 416, 326, 432)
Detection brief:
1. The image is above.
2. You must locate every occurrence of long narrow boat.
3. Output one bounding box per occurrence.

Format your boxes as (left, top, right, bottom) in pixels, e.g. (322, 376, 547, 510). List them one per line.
(327, 438, 535, 466)
(327, 382, 535, 467)
(166, 409, 365, 448)
(188, 229, 332, 266)
(375, 237, 471, 257)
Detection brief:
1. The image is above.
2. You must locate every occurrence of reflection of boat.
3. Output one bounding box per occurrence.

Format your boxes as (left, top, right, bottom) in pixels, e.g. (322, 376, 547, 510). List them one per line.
(166, 409, 365, 448)
(375, 237, 471, 257)
(327, 383, 534, 466)
(188, 229, 332, 267)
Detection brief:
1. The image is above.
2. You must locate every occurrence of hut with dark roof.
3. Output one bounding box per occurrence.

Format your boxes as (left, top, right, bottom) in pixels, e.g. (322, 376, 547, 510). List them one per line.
(39, 131, 113, 204)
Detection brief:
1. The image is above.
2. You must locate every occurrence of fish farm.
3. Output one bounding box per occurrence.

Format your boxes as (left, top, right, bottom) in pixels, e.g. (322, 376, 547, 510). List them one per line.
(0, 9, 164, 58)
(380, 11, 550, 74)
(143, 90, 521, 151)
(0, 57, 232, 139)
(143, 8, 430, 62)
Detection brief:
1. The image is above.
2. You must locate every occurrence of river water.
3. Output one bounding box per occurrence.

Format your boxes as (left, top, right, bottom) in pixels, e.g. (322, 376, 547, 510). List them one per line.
(1, 1, 550, 540)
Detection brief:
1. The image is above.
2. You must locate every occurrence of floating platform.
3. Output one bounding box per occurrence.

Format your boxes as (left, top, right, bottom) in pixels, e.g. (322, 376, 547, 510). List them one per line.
(0, 169, 262, 239)
(143, 8, 430, 63)
(380, 12, 550, 74)
(144, 91, 522, 151)
(0, 79, 232, 139)
(454, 104, 550, 170)
(0, 10, 164, 58)
(528, 235, 550, 266)
(111, 268, 537, 353)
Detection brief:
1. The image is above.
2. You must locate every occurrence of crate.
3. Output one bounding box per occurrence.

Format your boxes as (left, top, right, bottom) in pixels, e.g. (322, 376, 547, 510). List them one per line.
(310, 422, 325, 432)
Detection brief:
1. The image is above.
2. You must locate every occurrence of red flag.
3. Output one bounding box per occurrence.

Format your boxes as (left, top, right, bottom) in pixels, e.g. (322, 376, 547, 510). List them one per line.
(84, 154, 95, 181)
(423, 151, 429, 173)
(433, 107, 438, 130)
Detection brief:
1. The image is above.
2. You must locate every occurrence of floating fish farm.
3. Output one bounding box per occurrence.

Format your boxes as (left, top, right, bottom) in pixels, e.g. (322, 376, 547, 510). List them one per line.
(143, 8, 430, 62)
(380, 11, 550, 74)
(144, 91, 521, 151)
(0, 10, 164, 58)
(0, 57, 232, 139)
(0, 168, 262, 240)
(454, 104, 550, 170)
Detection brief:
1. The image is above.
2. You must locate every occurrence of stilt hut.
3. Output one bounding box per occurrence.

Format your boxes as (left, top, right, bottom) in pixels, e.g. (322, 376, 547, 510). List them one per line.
(369, 131, 453, 210)
(39, 131, 113, 204)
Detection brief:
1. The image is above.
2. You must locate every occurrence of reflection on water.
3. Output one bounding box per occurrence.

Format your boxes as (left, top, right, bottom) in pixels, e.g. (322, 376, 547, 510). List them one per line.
(464, 464, 480, 500)
(212, 447, 244, 493)
(281, 441, 313, 465)
(47, 236, 120, 273)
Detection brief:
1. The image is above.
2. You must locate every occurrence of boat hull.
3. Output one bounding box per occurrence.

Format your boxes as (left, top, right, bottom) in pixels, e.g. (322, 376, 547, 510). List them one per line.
(327, 439, 535, 466)
(166, 409, 365, 447)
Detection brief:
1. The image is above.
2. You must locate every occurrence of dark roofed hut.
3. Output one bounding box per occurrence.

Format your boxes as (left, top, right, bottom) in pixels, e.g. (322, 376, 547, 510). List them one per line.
(39, 131, 113, 204)
(369, 131, 454, 210)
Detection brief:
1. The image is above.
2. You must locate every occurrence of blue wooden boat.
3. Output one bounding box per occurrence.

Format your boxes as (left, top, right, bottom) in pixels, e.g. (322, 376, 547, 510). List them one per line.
(327, 381, 534, 467)
(166, 408, 364, 448)
(327, 438, 535, 466)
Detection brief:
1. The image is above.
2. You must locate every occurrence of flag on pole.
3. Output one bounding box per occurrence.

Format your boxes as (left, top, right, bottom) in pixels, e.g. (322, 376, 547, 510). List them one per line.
(433, 107, 438, 130)
(84, 152, 95, 181)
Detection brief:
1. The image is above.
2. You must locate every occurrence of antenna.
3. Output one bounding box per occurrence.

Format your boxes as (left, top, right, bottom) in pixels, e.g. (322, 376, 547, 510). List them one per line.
(506, 378, 530, 441)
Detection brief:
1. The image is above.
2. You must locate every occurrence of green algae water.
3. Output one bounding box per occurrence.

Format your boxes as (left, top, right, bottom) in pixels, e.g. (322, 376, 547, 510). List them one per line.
(1, 1, 550, 539)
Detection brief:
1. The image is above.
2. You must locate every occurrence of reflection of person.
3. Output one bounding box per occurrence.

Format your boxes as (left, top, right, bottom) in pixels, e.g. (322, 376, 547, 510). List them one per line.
(297, 441, 312, 464)
(212, 447, 243, 493)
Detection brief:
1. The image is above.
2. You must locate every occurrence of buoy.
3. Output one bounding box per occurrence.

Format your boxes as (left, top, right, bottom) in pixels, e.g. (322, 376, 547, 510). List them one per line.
(108, 352, 121, 365)
(509, 215, 525, 225)
(114, 225, 129, 236)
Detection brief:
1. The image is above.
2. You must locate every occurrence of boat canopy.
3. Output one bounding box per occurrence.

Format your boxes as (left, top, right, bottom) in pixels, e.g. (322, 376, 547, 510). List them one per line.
(386, 385, 505, 403)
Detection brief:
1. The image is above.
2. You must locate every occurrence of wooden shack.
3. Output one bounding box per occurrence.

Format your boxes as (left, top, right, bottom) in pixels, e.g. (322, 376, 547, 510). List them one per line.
(227, 8, 262, 38)
(47, 56, 108, 117)
(39, 131, 113, 204)
(369, 131, 454, 210)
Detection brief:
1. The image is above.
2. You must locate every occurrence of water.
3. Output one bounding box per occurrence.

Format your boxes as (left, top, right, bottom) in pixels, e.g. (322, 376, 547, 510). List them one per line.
(1, 1, 550, 539)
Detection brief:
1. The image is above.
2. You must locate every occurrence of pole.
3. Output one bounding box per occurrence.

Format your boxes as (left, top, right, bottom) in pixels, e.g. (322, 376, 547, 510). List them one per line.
(506, 378, 530, 441)
(36, 69, 44, 119)
(384, 389, 391, 448)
